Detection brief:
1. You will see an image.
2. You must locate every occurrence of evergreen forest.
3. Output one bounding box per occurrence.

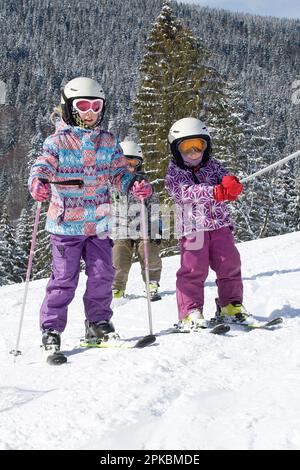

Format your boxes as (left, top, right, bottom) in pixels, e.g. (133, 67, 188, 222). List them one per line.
(0, 0, 299, 285)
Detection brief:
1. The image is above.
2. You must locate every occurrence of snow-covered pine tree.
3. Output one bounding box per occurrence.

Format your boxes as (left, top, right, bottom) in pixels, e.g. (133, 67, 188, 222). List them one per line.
(132, 0, 213, 197)
(26, 132, 44, 172)
(269, 162, 300, 235)
(204, 77, 278, 241)
(231, 121, 275, 241)
(296, 175, 300, 231)
(31, 203, 51, 281)
(0, 203, 16, 285)
(236, 120, 299, 240)
(14, 207, 32, 282)
(24, 132, 44, 205)
(203, 78, 249, 175)
(0, 168, 10, 205)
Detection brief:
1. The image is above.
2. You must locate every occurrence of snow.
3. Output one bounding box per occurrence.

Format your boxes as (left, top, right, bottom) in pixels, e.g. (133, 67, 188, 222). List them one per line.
(1, 231, 300, 450)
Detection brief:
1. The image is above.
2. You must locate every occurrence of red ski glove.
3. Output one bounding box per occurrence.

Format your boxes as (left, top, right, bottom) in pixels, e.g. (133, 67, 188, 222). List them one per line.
(131, 180, 153, 200)
(31, 178, 51, 202)
(222, 175, 243, 196)
(214, 175, 243, 202)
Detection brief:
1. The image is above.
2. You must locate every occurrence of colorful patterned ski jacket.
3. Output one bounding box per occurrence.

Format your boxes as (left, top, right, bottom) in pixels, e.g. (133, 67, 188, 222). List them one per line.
(28, 121, 136, 237)
(165, 157, 233, 237)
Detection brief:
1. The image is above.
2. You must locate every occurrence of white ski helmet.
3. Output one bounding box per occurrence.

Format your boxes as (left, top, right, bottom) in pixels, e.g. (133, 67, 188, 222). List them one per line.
(120, 140, 143, 170)
(61, 76, 106, 126)
(168, 117, 211, 167)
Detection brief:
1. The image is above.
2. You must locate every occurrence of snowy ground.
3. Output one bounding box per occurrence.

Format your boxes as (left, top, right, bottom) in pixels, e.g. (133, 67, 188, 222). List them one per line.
(1, 231, 300, 450)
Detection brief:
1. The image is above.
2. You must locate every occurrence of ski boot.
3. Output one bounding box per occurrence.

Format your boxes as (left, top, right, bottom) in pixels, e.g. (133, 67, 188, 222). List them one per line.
(41, 329, 67, 365)
(41, 328, 61, 353)
(112, 289, 125, 299)
(148, 281, 161, 301)
(214, 298, 257, 326)
(84, 320, 120, 344)
(175, 308, 208, 332)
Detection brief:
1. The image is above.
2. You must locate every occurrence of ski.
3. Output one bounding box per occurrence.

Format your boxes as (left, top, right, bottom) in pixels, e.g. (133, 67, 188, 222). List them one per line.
(80, 334, 156, 350)
(150, 294, 162, 302)
(207, 323, 230, 334)
(41, 342, 67, 366)
(160, 322, 230, 336)
(213, 299, 283, 331)
(211, 316, 283, 330)
(46, 352, 67, 365)
(234, 316, 283, 330)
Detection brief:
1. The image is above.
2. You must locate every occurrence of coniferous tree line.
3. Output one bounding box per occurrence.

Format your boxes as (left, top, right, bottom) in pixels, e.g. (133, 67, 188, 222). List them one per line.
(0, 0, 299, 284)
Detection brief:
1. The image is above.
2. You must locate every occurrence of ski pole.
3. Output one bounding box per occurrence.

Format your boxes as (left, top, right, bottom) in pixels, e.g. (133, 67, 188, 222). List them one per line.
(241, 149, 300, 183)
(140, 198, 154, 336)
(10, 201, 42, 361)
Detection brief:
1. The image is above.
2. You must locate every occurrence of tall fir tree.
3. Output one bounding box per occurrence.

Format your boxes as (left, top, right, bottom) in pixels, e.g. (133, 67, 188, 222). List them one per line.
(269, 162, 300, 235)
(201, 75, 284, 242)
(14, 207, 32, 282)
(204, 78, 250, 174)
(31, 203, 51, 281)
(133, 0, 215, 196)
(0, 203, 16, 285)
(235, 137, 277, 241)
(0, 169, 10, 205)
(24, 131, 45, 207)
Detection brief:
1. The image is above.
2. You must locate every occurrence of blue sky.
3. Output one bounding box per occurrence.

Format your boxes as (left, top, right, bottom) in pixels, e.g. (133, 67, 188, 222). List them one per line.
(180, 0, 300, 19)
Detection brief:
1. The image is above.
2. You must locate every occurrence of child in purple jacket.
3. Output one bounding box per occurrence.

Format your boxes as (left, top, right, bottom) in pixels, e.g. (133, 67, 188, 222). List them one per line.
(165, 117, 254, 331)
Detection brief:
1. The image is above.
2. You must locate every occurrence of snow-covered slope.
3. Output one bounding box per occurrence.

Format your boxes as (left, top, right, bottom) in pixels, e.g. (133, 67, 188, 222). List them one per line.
(1, 231, 300, 450)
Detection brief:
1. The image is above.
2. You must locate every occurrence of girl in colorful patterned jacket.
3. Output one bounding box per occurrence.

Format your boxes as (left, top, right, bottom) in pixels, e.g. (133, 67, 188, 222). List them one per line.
(29, 77, 152, 353)
(165, 117, 255, 331)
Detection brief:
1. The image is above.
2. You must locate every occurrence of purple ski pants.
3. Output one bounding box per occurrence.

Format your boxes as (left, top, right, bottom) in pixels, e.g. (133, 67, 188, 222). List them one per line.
(176, 227, 243, 319)
(40, 235, 115, 332)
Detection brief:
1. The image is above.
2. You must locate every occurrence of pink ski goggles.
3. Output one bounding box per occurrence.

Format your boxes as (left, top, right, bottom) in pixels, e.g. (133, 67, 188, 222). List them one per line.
(72, 98, 104, 114)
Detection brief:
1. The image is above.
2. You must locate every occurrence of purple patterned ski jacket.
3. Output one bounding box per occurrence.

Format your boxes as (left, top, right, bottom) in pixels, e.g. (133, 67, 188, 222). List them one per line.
(165, 158, 233, 237)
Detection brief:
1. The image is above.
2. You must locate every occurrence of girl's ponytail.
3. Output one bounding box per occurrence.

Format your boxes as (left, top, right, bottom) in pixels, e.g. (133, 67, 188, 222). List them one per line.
(50, 105, 62, 126)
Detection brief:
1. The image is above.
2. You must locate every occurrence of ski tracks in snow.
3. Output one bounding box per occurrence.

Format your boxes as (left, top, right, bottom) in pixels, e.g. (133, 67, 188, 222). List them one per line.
(0, 231, 300, 449)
